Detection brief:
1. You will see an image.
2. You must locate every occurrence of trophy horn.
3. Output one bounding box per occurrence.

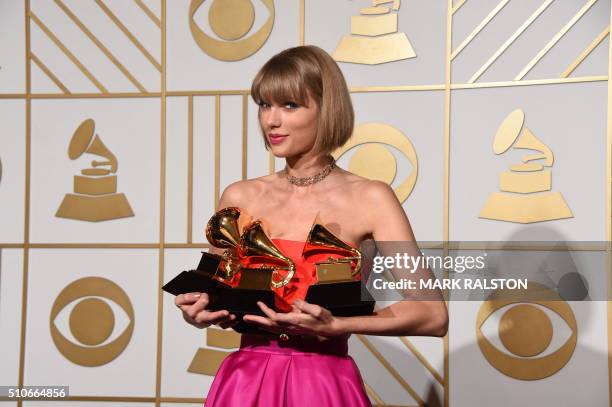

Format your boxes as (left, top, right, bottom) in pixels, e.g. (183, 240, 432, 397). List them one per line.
(303, 223, 362, 277)
(205, 207, 242, 249)
(240, 220, 295, 288)
(205, 207, 245, 282)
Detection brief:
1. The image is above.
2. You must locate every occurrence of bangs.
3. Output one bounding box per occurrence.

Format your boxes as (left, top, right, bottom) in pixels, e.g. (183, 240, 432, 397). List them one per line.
(251, 59, 314, 107)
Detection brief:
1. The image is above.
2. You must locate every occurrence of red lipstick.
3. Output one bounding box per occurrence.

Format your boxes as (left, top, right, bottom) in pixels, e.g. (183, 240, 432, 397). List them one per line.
(268, 133, 287, 145)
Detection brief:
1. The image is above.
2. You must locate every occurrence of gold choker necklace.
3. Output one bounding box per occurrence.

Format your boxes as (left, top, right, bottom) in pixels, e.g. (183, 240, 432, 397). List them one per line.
(285, 157, 336, 186)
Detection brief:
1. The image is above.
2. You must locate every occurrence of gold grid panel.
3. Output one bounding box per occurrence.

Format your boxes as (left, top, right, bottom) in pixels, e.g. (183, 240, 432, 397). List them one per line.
(0, 1, 610, 407)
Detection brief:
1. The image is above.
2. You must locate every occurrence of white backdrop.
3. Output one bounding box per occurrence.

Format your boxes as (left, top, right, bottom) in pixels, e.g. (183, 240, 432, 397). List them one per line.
(0, 0, 610, 406)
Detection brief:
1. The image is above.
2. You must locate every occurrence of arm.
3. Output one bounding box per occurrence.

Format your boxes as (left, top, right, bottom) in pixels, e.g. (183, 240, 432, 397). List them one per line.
(335, 181, 448, 337)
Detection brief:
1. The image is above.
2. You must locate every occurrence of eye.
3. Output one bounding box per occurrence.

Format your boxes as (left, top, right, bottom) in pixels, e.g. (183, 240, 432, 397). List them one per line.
(189, 0, 275, 61)
(50, 277, 135, 367)
(332, 122, 418, 203)
(476, 281, 577, 380)
(258, 101, 270, 109)
(283, 102, 299, 109)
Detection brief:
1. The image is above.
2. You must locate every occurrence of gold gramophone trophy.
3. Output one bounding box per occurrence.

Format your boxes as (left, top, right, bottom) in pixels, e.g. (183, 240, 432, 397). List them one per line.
(479, 109, 573, 223)
(333, 0, 416, 64)
(302, 222, 375, 316)
(56, 119, 134, 222)
(202, 206, 246, 286)
(239, 220, 295, 289)
(163, 207, 296, 325)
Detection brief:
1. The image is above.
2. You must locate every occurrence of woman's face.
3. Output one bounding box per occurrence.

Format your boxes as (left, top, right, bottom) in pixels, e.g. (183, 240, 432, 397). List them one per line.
(258, 92, 319, 158)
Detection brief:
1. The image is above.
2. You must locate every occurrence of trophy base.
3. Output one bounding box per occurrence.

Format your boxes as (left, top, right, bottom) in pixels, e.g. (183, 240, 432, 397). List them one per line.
(306, 281, 375, 317)
(162, 270, 276, 316)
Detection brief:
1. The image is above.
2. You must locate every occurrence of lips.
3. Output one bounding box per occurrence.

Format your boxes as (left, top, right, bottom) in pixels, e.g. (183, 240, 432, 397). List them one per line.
(268, 133, 287, 145)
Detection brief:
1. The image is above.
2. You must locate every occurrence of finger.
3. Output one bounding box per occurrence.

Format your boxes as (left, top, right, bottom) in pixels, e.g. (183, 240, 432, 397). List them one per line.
(256, 301, 279, 320)
(183, 298, 208, 319)
(176, 292, 201, 306)
(243, 314, 276, 328)
(293, 300, 327, 319)
(186, 295, 210, 315)
(194, 309, 229, 324)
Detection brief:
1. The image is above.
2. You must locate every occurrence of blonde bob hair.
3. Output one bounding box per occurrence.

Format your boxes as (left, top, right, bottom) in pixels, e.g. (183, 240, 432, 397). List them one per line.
(251, 45, 354, 155)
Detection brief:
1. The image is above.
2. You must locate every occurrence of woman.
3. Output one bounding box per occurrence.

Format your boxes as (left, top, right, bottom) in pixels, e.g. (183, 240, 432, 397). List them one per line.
(176, 45, 448, 406)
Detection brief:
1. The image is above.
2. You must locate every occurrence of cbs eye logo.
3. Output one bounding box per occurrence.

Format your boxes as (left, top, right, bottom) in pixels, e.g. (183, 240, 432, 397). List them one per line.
(49, 277, 135, 367)
(332, 122, 418, 204)
(476, 282, 577, 380)
(189, 0, 275, 61)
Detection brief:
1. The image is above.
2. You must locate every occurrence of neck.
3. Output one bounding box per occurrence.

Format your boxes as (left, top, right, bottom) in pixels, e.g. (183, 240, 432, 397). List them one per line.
(285, 154, 332, 178)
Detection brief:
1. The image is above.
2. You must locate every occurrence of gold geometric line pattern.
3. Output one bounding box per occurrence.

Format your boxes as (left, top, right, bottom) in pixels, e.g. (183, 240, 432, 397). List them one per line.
(30, 52, 71, 94)
(134, 0, 161, 28)
(53, 0, 148, 93)
(467, 0, 554, 83)
(18, 2, 32, 405)
(242, 94, 248, 180)
(444, 1, 453, 405)
(155, 1, 167, 405)
(453, 74, 607, 89)
(168, 89, 251, 96)
(25, 92, 162, 98)
(0, 76, 606, 99)
(398, 336, 444, 385)
(214, 95, 220, 210)
(451, 0, 467, 15)
(268, 151, 275, 174)
(29, 243, 163, 248)
(1, 241, 603, 250)
(0, 74, 605, 99)
(356, 335, 425, 406)
(515, 0, 598, 80)
(606, 0, 612, 402)
(364, 382, 385, 405)
(561, 25, 610, 78)
(94, 0, 162, 72)
(350, 85, 446, 93)
(188, 95, 194, 243)
(29, 11, 108, 93)
(450, 0, 511, 60)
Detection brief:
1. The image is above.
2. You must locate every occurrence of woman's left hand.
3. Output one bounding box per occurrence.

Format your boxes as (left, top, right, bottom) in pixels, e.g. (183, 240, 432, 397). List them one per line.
(242, 300, 344, 337)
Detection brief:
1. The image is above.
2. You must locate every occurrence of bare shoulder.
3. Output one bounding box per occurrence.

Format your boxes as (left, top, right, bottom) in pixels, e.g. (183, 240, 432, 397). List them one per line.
(341, 172, 399, 207)
(219, 177, 269, 208)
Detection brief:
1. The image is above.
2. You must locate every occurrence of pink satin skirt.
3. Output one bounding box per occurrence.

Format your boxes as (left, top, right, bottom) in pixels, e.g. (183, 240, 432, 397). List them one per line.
(204, 334, 371, 407)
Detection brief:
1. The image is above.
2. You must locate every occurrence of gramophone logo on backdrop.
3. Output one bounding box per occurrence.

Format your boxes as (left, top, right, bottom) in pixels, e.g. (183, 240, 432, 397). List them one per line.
(333, 0, 416, 64)
(189, 0, 275, 61)
(55, 119, 134, 222)
(479, 109, 572, 223)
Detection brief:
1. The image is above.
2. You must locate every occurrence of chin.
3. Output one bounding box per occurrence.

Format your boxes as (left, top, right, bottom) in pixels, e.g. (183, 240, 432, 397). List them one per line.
(268, 145, 292, 158)
(269, 149, 288, 158)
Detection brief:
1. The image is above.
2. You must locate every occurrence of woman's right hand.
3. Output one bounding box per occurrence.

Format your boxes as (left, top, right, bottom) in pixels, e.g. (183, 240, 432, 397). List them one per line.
(175, 292, 238, 329)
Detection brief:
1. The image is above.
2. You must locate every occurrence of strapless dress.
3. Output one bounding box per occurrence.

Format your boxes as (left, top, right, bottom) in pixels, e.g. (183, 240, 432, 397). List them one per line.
(204, 239, 371, 407)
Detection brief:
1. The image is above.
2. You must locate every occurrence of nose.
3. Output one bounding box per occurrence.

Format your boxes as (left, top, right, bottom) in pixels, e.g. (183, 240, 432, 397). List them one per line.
(264, 107, 281, 128)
